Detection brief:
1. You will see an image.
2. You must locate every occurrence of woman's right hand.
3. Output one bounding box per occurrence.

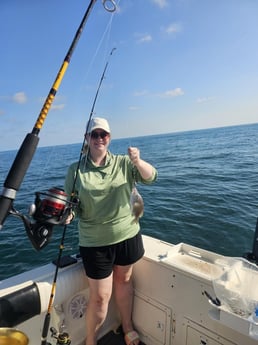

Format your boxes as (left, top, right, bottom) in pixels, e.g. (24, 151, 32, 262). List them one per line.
(65, 212, 74, 224)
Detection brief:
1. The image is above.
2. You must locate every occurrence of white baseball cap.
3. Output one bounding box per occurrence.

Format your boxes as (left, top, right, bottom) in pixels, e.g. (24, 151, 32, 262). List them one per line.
(86, 117, 111, 134)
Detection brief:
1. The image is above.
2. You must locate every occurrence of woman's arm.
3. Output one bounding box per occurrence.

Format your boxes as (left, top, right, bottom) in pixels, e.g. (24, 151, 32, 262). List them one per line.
(128, 146, 155, 180)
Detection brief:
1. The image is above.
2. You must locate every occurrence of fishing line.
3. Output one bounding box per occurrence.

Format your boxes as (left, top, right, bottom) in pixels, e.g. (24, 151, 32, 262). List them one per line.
(76, 0, 119, 99)
(30, 148, 58, 194)
(96, 0, 121, 64)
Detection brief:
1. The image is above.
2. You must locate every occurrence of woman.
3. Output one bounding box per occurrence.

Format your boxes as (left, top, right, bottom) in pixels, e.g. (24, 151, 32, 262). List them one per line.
(65, 117, 157, 345)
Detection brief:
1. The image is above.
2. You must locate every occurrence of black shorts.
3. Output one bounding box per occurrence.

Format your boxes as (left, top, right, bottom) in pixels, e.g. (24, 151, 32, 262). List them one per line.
(79, 232, 145, 279)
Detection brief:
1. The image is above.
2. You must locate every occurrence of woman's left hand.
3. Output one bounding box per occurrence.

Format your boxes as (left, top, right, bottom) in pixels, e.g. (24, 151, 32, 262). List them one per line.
(128, 147, 140, 166)
(128, 146, 155, 180)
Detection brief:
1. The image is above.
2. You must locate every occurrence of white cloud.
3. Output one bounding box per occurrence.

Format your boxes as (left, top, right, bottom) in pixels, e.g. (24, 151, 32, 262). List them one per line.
(12, 92, 27, 104)
(50, 104, 65, 111)
(151, 0, 168, 9)
(196, 96, 215, 103)
(136, 34, 152, 44)
(134, 88, 184, 98)
(165, 23, 182, 35)
(160, 88, 184, 98)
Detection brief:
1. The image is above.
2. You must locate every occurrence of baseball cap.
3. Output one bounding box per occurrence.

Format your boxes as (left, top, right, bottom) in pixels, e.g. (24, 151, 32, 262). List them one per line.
(86, 117, 111, 134)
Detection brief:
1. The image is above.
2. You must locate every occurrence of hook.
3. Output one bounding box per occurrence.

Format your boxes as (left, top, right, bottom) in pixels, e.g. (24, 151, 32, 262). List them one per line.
(102, 0, 116, 12)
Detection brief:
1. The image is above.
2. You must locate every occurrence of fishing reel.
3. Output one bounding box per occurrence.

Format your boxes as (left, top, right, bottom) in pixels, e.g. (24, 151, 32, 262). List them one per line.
(49, 327, 71, 345)
(10, 187, 78, 251)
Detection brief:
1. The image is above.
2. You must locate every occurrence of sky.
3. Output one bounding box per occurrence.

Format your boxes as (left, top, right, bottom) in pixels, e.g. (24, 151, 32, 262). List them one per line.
(0, 0, 258, 151)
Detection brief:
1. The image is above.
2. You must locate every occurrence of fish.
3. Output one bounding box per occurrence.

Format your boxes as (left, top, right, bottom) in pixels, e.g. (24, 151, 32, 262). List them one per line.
(130, 184, 144, 223)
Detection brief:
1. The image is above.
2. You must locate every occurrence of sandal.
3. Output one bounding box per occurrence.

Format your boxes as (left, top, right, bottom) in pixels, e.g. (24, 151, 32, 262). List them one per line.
(124, 330, 140, 345)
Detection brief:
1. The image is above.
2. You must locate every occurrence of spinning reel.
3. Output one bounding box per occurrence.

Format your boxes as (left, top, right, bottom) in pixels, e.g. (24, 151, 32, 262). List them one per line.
(49, 327, 71, 345)
(10, 187, 78, 251)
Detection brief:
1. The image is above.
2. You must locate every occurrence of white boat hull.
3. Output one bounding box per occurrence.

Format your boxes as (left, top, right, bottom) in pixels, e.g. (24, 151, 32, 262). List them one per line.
(0, 235, 257, 345)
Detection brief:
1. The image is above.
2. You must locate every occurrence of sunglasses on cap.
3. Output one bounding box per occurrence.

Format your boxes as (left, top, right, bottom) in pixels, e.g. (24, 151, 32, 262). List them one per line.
(90, 131, 109, 139)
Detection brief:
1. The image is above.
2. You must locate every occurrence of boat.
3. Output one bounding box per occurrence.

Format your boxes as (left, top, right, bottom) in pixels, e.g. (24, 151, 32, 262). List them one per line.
(1, 1, 258, 344)
(1, 232, 258, 345)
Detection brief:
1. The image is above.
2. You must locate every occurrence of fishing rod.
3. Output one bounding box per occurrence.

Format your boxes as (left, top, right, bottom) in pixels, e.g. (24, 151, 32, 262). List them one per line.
(0, 0, 116, 230)
(87, 47, 116, 130)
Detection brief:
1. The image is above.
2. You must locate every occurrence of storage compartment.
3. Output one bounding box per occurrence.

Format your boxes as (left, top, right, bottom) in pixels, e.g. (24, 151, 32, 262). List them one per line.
(186, 323, 236, 345)
(133, 290, 172, 345)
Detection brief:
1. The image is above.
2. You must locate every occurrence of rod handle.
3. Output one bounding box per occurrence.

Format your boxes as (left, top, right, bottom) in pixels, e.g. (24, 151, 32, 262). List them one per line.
(0, 133, 39, 228)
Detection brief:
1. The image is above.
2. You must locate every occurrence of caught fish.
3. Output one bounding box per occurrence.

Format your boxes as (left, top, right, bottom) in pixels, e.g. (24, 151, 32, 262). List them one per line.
(130, 185, 144, 223)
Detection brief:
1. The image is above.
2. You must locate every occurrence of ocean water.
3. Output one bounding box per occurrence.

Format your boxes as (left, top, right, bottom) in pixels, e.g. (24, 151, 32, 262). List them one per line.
(0, 123, 258, 281)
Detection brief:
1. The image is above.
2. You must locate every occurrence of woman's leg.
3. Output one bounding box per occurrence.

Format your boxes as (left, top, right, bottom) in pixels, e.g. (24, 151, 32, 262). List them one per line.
(85, 274, 113, 345)
(113, 264, 139, 345)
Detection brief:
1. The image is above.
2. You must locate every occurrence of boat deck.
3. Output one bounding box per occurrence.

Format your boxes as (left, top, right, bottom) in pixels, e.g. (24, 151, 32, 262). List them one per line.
(98, 326, 145, 345)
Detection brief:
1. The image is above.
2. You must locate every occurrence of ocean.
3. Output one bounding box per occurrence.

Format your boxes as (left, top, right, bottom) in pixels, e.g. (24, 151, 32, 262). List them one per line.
(1, 123, 258, 281)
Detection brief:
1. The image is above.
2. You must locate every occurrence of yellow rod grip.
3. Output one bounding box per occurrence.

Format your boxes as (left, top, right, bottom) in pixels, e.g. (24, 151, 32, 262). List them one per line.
(33, 61, 69, 130)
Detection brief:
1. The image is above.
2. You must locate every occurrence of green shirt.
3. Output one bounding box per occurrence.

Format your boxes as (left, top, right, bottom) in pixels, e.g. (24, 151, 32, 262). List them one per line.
(64, 151, 157, 247)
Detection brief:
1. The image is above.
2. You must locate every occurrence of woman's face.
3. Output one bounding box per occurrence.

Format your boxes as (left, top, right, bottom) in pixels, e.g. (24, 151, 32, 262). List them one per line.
(86, 129, 111, 154)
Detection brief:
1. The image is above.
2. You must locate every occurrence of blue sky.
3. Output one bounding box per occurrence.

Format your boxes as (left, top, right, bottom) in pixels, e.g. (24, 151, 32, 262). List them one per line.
(0, 0, 258, 151)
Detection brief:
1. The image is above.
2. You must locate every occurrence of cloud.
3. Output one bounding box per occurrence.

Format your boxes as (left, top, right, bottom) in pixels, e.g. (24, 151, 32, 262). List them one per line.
(50, 104, 65, 111)
(151, 0, 168, 8)
(12, 92, 27, 104)
(134, 88, 184, 98)
(0, 92, 26, 116)
(196, 96, 215, 103)
(136, 33, 152, 44)
(165, 23, 182, 35)
(159, 88, 184, 98)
